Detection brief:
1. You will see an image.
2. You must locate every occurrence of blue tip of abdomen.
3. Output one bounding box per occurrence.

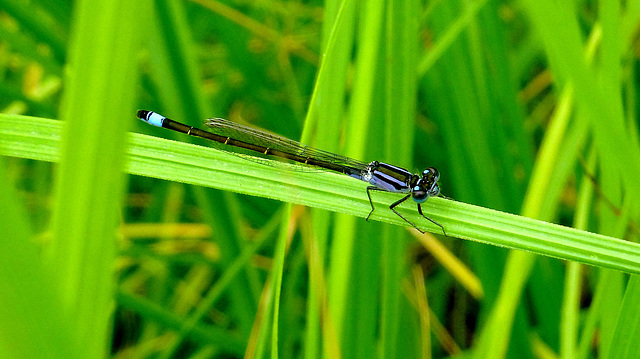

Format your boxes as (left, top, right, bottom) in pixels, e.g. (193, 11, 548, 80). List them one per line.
(137, 110, 165, 127)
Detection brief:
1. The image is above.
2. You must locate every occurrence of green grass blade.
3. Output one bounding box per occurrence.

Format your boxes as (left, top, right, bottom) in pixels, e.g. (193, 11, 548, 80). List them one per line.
(46, 0, 143, 357)
(606, 275, 640, 359)
(302, 0, 355, 356)
(3, 114, 640, 275)
(328, 0, 385, 345)
(381, 0, 419, 356)
(560, 148, 596, 359)
(269, 206, 292, 358)
(0, 158, 78, 358)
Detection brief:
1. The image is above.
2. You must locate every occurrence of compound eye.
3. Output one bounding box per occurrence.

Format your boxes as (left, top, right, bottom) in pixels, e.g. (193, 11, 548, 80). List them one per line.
(412, 186, 428, 203)
(422, 167, 440, 182)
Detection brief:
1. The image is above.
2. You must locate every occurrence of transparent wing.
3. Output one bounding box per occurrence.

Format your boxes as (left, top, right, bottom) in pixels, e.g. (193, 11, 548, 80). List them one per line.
(203, 118, 370, 172)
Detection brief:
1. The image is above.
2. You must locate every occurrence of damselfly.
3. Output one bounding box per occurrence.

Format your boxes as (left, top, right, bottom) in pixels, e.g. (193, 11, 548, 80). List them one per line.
(137, 110, 445, 235)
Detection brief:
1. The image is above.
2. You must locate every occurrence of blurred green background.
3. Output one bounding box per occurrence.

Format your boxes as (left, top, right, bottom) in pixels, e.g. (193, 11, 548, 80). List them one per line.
(1, 0, 640, 358)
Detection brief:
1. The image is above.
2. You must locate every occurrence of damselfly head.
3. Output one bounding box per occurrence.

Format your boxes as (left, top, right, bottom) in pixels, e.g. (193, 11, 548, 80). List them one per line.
(412, 167, 440, 203)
